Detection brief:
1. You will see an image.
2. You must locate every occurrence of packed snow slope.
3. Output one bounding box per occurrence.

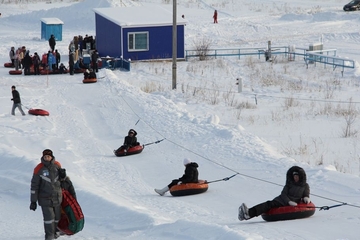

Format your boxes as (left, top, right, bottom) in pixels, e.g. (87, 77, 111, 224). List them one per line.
(0, 0, 360, 239)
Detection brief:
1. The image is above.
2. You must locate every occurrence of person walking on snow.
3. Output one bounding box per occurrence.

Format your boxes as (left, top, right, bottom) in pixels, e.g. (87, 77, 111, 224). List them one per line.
(213, 10, 218, 23)
(30, 149, 63, 240)
(238, 166, 311, 221)
(11, 85, 25, 116)
(155, 158, 199, 196)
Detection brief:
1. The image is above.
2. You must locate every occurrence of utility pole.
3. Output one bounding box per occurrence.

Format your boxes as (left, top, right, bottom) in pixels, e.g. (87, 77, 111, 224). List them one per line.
(172, 0, 177, 89)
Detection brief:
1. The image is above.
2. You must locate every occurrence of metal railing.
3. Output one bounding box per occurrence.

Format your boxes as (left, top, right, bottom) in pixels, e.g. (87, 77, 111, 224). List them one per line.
(185, 46, 290, 61)
(185, 46, 355, 75)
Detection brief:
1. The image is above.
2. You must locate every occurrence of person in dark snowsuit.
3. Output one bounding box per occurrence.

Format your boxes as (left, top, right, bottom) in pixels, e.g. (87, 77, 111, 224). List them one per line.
(11, 85, 25, 116)
(32, 52, 41, 75)
(49, 34, 56, 52)
(89, 68, 97, 79)
(30, 149, 63, 240)
(58, 63, 67, 74)
(55, 50, 61, 69)
(9, 46, 15, 66)
(155, 158, 199, 196)
(23, 50, 32, 75)
(115, 129, 139, 153)
(238, 166, 311, 221)
(91, 49, 99, 73)
(69, 52, 75, 75)
(83, 69, 90, 79)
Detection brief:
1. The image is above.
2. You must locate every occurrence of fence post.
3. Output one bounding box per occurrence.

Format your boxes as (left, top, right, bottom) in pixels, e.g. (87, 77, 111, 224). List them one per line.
(236, 78, 242, 93)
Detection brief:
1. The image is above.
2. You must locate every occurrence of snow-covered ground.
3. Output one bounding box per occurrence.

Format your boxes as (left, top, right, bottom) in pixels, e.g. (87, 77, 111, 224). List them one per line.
(0, 0, 359, 239)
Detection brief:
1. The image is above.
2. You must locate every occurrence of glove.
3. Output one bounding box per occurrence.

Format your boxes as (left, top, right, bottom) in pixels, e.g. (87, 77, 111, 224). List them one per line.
(58, 168, 66, 179)
(30, 202, 37, 211)
(303, 197, 311, 204)
(288, 201, 297, 206)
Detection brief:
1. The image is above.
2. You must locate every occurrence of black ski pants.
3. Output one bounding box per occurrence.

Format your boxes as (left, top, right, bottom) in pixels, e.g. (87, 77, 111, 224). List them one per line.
(248, 200, 283, 218)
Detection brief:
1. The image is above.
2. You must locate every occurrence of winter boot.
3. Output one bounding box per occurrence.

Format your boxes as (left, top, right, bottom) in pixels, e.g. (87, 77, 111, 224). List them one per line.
(154, 186, 169, 196)
(238, 203, 250, 221)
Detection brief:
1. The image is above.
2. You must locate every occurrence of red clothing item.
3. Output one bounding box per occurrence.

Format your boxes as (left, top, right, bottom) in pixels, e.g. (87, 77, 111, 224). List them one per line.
(213, 10, 218, 23)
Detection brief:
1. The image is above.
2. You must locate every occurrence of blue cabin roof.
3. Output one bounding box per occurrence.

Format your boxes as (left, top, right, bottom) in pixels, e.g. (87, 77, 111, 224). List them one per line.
(93, 5, 187, 28)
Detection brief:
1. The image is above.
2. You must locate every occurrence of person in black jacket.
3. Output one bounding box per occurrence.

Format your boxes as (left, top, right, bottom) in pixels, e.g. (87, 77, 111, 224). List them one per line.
(11, 86, 25, 116)
(32, 52, 41, 75)
(238, 166, 311, 221)
(69, 52, 74, 75)
(23, 50, 32, 75)
(89, 68, 97, 79)
(115, 129, 139, 153)
(49, 34, 56, 52)
(91, 49, 99, 73)
(155, 158, 199, 196)
(55, 50, 61, 69)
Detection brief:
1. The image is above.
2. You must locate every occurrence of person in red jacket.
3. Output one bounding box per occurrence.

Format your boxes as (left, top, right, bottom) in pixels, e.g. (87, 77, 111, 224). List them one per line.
(213, 10, 218, 23)
(30, 149, 63, 240)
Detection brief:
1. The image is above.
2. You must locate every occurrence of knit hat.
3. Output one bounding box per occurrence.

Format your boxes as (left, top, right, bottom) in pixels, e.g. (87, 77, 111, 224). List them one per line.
(11, 85, 16, 89)
(42, 149, 53, 157)
(183, 158, 191, 166)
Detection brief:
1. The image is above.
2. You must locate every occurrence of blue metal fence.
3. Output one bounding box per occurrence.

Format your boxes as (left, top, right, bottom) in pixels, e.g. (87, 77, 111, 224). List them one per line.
(185, 46, 355, 74)
(100, 57, 131, 71)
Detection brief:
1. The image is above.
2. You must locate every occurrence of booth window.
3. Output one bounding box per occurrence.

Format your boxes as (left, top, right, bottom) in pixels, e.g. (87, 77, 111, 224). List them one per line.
(128, 32, 149, 51)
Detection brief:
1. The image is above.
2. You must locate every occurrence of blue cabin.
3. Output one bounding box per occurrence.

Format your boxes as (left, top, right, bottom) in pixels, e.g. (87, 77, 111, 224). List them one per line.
(41, 18, 64, 41)
(93, 5, 187, 61)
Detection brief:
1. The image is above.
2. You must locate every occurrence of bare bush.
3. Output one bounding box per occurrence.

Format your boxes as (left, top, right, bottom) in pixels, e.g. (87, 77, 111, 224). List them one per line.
(193, 38, 212, 61)
(222, 89, 237, 107)
(236, 101, 256, 110)
(282, 97, 300, 110)
(342, 98, 358, 138)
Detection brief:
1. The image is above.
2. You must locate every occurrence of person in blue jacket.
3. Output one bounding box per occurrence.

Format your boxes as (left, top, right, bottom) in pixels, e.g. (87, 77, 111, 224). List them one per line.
(47, 51, 54, 71)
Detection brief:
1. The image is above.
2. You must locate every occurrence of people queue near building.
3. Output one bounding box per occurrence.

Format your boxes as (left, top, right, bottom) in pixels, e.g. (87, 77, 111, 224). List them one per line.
(8, 33, 99, 76)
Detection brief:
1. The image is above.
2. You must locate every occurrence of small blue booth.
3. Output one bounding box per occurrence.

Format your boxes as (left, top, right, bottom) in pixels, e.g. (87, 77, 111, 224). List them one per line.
(41, 18, 64, 41)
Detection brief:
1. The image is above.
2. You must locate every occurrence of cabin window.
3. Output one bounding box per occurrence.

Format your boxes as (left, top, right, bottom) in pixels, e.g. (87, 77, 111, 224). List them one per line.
(128, 32, 149, 51)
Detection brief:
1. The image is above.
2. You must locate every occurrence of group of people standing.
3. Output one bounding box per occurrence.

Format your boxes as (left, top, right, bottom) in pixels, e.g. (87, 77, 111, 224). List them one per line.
(68, 35, 99, 76)
(8, 33, 100, 77)
(8, 45, 63, 75)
